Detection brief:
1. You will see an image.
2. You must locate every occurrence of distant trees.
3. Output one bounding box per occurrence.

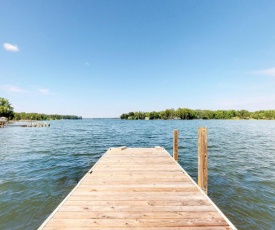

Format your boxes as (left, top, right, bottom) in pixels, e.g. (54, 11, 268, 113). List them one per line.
(0, 97, 82, 121)
(149, 111, 160, 120)
(13, 112, 82, 121)
(176, 108, 195, 120)
(120, 108, 275, 120)
(0, 97, 14, 120)
(120, 111, 146, 120)
(250, 110, 275, 120)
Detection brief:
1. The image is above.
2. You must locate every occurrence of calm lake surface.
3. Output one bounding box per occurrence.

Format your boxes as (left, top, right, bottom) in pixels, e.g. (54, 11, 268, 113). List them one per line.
(0, 119, 275, 229)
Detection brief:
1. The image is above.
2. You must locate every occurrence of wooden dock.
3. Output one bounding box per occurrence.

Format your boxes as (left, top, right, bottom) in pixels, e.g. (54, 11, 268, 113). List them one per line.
(38, 147, 236, 230)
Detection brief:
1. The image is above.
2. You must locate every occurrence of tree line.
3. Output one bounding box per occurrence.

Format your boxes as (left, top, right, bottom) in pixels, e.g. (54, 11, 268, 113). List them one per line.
(13, 112, 82, 121)
(120, 108, 275, 120)
(0, 97, 82, 120)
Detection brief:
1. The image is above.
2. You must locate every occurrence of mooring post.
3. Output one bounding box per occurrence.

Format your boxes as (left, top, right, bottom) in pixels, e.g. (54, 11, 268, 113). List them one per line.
(198, 127, 208, 195)
(173, 129, 178, 162)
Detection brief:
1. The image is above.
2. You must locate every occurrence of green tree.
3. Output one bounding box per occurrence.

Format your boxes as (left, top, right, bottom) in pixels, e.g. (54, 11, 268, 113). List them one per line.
(237, 110, 250, 119)
(176, 108, 195, 120)
(120, 113, 128, 119)
(164, 109, 175, 119)
(149, 111, 160, 120)
(0, 98, 14, 119)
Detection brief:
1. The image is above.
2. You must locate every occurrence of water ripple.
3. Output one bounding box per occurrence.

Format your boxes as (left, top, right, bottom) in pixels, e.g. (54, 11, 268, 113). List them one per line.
(0, 119, 275, 229)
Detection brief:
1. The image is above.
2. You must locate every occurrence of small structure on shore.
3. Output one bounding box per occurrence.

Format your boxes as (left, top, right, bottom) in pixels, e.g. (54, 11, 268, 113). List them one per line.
(0, 117, 8, 128)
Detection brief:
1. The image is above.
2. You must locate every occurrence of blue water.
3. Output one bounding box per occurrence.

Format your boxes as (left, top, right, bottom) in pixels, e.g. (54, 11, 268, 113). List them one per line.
(0, 119, 275, 229)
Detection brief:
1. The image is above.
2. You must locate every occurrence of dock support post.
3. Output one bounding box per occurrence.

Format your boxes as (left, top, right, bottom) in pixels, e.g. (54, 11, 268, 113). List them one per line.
(173, 129, 178, 162)
(198, 127, 208, 195)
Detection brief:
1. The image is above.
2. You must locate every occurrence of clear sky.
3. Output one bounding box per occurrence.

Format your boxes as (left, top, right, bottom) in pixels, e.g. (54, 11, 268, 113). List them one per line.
(1, 0, 275, 118)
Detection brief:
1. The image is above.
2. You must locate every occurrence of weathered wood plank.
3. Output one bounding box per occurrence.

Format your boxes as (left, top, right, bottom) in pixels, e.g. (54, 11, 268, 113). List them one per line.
(89, 172, 189, 177)
(78, 181, 196, 186)
(82, 177, 191, 182)
(62, 199, 211, 207)
(43, 227, 231, 230)
(68, 194, 206, 201)
(67, 193, 203, 201)
(53, 211, 222, 219)
(58, 205, 218, 212)
(45, 218, 228, 227)
(69, 187, 199, 192)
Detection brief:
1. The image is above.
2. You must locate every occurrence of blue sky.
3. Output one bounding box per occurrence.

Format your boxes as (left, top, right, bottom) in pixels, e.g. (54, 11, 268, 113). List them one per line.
(1, 0, 275, 118)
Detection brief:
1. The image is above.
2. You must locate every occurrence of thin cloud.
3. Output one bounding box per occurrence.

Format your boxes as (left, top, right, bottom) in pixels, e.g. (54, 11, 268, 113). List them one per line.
(1, 85, 52, 95)
(1, 85, 26, 93)
(3, 43, 19, 52)
(86, 62, 90, 66)
(253, 67, 275, 77)
(38, 88, 49, 95)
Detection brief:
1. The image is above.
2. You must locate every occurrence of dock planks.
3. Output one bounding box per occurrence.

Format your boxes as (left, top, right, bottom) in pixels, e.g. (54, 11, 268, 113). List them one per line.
(38, 147, 236, 230)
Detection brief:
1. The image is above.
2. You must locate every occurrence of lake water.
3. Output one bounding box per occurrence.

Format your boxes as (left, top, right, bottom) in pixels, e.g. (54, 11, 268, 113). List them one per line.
(0, 119, 275, 229)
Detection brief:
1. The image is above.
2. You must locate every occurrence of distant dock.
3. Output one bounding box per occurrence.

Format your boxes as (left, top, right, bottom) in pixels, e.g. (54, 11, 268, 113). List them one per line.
(0, 119, 50, 128)
(38, 132, 236, 229)
(21, 122, 50, 127)
(0, 121, 5, 128)
(0, 117, 8, 128)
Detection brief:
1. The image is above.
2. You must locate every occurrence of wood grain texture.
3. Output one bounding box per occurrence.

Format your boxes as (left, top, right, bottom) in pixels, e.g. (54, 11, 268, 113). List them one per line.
(198, 127, 208, 195)
(173, 129, 179, 161)
(38, 147, 235, 230)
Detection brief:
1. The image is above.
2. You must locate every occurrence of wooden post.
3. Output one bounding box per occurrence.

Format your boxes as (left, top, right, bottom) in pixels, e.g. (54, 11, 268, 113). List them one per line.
(198, 127, 208, 194)
(173, 129, 178, 162)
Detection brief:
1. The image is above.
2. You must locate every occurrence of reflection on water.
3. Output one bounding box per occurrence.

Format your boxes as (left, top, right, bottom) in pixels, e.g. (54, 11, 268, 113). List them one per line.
(0, 119, 275, 229)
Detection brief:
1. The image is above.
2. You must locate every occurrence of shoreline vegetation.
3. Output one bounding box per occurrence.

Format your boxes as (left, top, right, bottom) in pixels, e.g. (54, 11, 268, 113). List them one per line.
(0, 97, 81, 121)
(120, 108, 275, 120)
(12, 112, 82, 121)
